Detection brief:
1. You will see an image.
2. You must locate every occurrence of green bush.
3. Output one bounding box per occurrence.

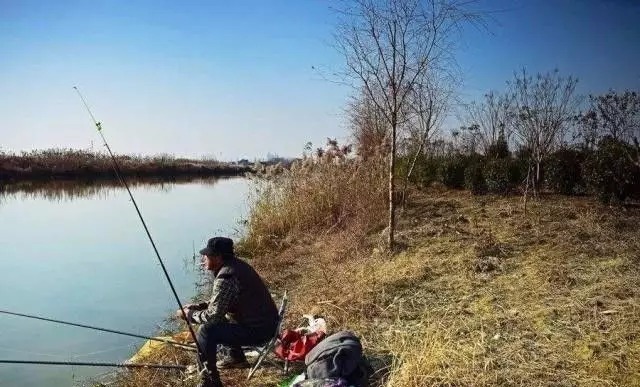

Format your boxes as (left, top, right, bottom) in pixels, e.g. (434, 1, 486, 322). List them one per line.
(400, 153, 441, 188)
(484, 158, 515, 194)
(513, 147, 535, 186)
(583, 137, 640, 203)
(414, 156, 441, 187)
(464, 161, 486, 195)
(439, 155, 469, 189)
(545, 148, 585, 195)
(395, 155, 411, 181)
(485, 135, 510, 159)
(508, 158, 525, 187)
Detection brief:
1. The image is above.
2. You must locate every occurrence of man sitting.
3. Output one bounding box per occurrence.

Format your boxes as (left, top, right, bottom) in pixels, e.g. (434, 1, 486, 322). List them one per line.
(176, 236, 278, 387)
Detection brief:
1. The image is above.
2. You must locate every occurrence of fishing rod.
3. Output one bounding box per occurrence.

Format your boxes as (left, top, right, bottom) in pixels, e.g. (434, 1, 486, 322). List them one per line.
(73, 86, 207, 371)
(0, 359, 186, 370)
(0, 309, 196, 352)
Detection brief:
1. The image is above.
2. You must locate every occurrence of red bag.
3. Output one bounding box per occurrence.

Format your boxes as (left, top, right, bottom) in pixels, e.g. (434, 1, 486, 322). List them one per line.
(274, 329, 326, 361)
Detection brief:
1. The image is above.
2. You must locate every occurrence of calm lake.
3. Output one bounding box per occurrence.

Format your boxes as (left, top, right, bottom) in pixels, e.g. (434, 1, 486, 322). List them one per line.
(0, 177, 250, 386)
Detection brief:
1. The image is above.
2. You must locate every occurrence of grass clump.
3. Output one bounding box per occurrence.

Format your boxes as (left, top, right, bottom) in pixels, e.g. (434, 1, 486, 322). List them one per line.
(240, 150, 388, 254)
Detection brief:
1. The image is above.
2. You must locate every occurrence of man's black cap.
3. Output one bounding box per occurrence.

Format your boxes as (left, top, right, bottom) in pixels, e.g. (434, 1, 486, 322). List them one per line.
(199, 237, 234, 256)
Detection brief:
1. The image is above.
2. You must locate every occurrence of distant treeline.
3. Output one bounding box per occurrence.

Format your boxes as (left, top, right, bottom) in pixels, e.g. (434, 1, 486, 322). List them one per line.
(399, 135, 640, 204)
(392, 88, 640, 204)
(0, 148, 252, 182)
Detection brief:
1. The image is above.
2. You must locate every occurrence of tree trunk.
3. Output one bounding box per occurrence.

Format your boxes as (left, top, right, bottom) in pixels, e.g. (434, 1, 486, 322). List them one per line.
(523, 163, 530, 215)
(388, 117, 397, 250)
(401, 106, 433, 209)
(400, 133, 427, 209)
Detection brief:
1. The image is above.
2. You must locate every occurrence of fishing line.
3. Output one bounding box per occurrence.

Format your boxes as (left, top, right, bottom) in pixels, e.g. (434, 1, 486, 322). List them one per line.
(0, 359, 187, 370)
(0, 309, 196, 351)
(0, 346, 58, 358)
(70, 342, 140, 359)
(73, 87, 206, 370)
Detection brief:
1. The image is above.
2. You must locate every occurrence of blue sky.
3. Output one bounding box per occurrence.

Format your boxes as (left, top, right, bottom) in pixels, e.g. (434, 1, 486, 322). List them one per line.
(1, 0, 638, 160)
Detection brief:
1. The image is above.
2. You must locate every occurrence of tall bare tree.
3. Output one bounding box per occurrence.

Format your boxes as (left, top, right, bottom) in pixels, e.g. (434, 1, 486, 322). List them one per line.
(584, 90, 640, 168)
(335, 0, 478, 249)
(510, 69, 580, 185)
(578, 90, 640, 144)
(463, 90, 514, 154)
(403, 77, 451, 179)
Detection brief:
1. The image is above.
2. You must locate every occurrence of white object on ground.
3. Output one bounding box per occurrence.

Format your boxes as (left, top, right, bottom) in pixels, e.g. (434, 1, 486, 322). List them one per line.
(289, 372, 306, 386)
(297, 314, 327, 334)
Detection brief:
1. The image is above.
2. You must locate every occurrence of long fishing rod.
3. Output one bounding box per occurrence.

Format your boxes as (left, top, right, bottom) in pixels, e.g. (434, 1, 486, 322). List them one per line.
(73, 86, 206, 370)
(0, 309, 196, 352)
(0, 359, 186, 370)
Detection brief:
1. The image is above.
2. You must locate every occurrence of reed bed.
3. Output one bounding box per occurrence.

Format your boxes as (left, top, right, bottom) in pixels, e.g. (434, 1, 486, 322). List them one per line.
(0, 148, 249, 182)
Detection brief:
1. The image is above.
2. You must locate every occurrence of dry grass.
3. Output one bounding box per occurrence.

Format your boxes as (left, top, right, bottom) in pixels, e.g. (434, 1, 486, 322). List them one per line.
(381, 191, 639, 387)
(239, 153, 388, 254)
(247, 188, 640, 387)
(114, 182, 640, 386)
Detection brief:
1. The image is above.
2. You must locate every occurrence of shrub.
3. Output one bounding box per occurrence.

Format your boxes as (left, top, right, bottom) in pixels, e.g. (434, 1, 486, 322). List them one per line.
(414, 156, 441, 187)
(397, 153, 440, 188)
(508, 158, 525, 188)
(513, 147, 535, 187)
(485, 135, 510, 159)
(464, 161, 486, 195)
(583, 137, 640, 203)
(545, 148, 585, 195)
(484, 158, 514, 194)
(439, 154, 469, 189)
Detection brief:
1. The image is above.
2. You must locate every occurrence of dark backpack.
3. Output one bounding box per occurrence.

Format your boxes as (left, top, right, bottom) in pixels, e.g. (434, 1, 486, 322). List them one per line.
(304, 331, 370, 387)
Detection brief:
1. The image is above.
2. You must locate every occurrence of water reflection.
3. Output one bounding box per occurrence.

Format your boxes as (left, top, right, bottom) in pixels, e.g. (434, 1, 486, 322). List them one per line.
(0, 176, 225, 202)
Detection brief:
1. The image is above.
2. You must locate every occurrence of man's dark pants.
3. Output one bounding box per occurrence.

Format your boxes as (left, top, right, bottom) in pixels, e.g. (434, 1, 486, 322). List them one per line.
(196, 320, 276, 382)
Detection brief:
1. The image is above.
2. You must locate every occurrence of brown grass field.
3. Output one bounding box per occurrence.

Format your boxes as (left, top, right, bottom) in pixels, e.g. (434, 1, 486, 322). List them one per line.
(112, 185, 640, 387)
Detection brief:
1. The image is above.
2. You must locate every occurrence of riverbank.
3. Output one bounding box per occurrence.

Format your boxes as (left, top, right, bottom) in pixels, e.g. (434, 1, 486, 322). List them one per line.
(114, 186, 640, 386)
(0, 149, 251, 183)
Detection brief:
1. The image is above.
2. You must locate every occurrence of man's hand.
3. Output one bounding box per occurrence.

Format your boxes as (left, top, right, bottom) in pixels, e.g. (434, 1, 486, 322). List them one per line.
(184, 302, 207, 311)
(175, 307, 190, 320)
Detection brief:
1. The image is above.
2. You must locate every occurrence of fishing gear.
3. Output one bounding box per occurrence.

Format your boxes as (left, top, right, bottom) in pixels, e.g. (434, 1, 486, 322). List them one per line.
(0, 359, 186, 370)
(73, 86, 207, 372)
(0, 309, 196, 352)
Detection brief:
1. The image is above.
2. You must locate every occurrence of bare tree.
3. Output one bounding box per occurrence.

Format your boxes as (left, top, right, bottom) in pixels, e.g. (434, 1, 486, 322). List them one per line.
(578, 90, 640, 144)
(349, 88, 390, 159)
(463, 90, 514, 154)
(510, 69, 580, 185)
(335, 0, 478, 249)
(399, 76, 452, 204)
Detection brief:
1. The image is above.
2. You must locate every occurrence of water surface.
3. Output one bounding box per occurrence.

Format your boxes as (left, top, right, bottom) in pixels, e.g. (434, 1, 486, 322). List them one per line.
(0, 177, 249, 386)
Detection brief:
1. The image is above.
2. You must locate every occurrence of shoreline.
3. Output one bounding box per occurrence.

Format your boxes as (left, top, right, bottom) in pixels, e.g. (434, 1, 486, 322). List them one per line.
(0, 149, 254, 184)
(116, 187, 640, 386)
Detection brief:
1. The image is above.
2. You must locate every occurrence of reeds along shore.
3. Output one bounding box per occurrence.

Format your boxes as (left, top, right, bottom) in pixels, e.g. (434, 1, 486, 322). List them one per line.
(0, 149, 251, 182)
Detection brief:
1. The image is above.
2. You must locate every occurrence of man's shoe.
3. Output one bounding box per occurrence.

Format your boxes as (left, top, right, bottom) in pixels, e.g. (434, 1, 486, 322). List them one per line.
(197, 375, 223, 387)
(216, 356, 250, 369)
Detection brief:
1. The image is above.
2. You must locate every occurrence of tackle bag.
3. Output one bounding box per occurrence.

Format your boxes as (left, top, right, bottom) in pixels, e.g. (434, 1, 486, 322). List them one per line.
(304, 331, 370, 387)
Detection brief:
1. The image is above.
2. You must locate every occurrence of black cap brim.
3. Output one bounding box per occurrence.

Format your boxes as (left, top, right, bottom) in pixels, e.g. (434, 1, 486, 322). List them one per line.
(199, 247, 213, 256)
